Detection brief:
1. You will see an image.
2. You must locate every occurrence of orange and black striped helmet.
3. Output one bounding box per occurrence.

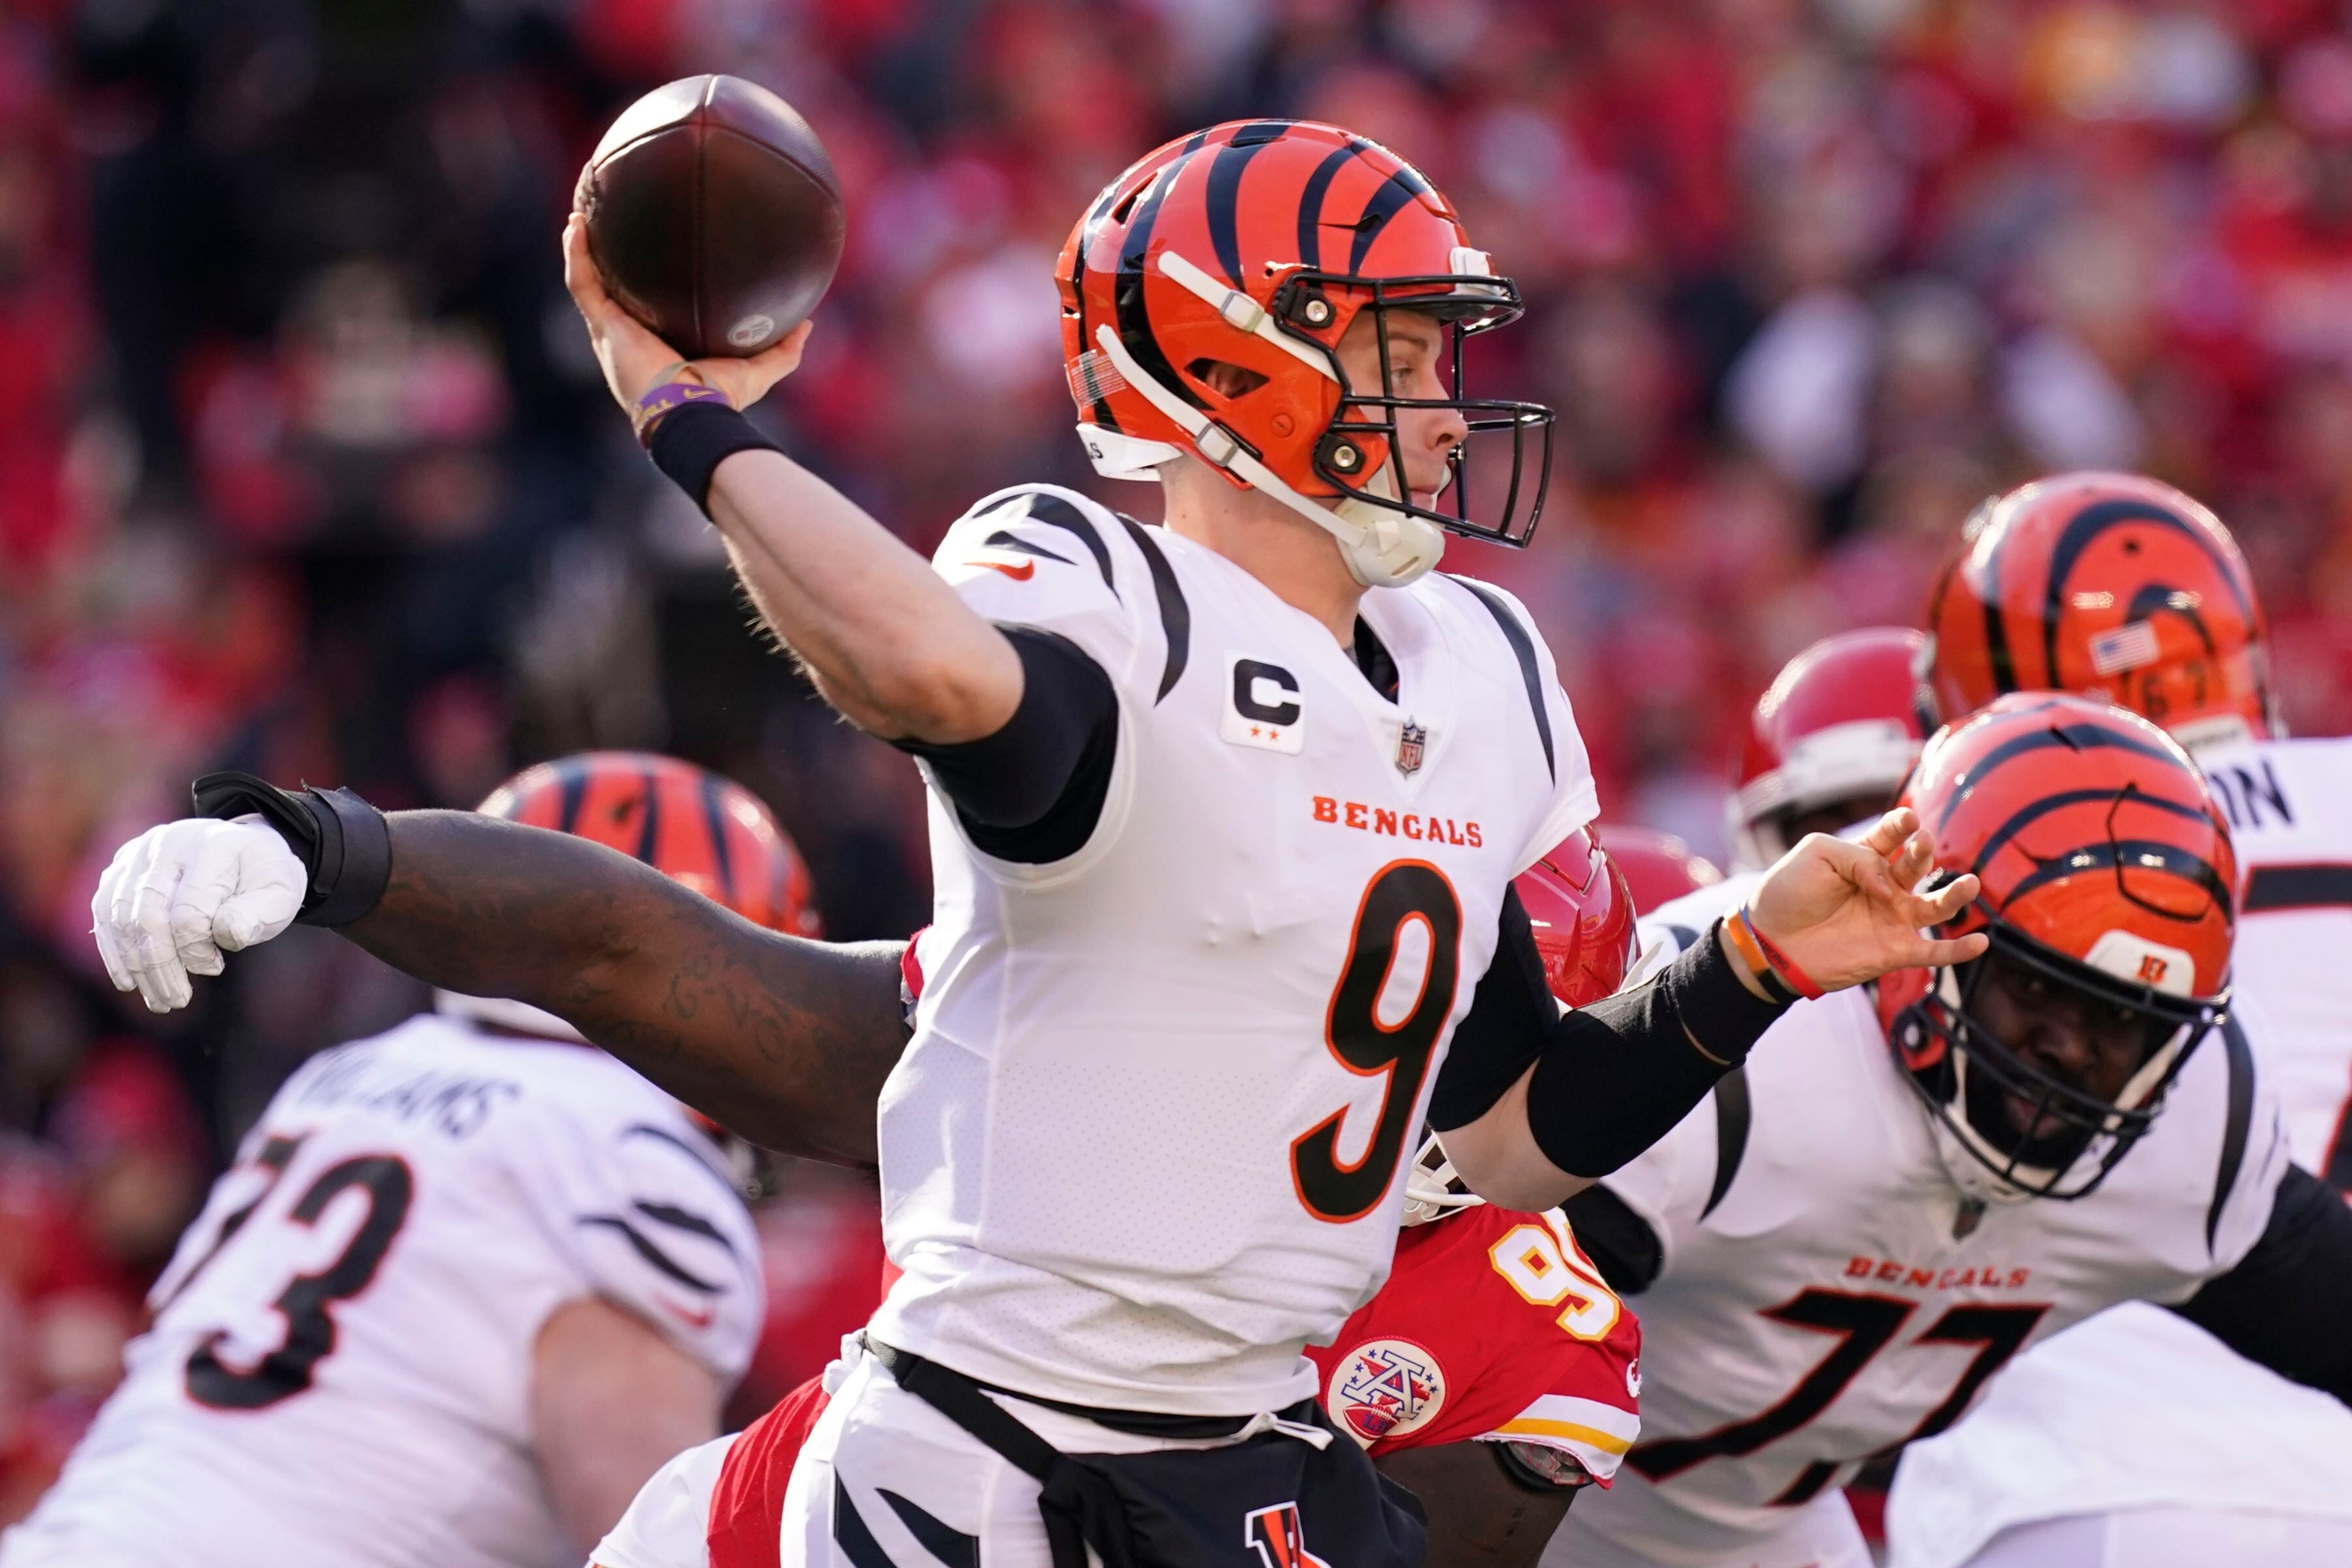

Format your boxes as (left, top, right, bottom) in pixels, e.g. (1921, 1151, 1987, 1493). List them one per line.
(1056, 119, 1553, 587)
(481, 751, 820, 937)
(1875, 694, 2235, 1200)
(1926, 472, 2277, 753)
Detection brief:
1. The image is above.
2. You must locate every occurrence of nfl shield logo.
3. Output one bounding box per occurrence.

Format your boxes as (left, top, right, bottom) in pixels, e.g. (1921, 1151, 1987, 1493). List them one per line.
(1395, 720, 1427, 777)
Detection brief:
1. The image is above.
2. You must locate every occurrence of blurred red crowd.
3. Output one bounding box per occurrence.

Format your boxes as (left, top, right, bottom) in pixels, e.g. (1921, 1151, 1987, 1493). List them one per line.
(5, 0, 2352, 1522)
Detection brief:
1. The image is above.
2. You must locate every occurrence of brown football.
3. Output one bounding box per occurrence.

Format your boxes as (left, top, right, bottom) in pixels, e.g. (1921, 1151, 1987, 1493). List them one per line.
(576, 75, 846, 360)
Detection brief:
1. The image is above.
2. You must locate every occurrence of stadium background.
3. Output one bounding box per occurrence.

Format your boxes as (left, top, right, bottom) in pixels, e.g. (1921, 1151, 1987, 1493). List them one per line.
(5, 0, 2352, 1523)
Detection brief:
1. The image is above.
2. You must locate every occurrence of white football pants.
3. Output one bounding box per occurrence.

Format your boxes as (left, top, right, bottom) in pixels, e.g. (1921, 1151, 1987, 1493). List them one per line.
(779, 1344, 1296, 1568)
(1962, 1507, 2352, 1568)
(1539, 1468, 1872, 1568)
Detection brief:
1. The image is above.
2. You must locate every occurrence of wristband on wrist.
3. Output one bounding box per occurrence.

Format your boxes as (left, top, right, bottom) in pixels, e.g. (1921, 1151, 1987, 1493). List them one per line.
(190, 771, 393, 928)
(631, 377, 730, 443)
(1730, 903, 1824, 1001)
(645, 400, 785, 517)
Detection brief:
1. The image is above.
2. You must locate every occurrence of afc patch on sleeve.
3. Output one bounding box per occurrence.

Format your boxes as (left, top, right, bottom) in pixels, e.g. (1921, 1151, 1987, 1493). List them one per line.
(1323, 1337, 1446, 1444)
(1223, 653, 1304, 755)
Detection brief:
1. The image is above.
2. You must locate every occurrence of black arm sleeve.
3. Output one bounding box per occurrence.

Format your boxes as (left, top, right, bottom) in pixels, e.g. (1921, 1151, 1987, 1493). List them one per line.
(2171, 1164, 2352, 1406)
(1559, 1184, 1664, 1295)
(895, 627, 1118, 865)
(1427, 887, 1556, 1127)
(1429, 913, 1789, 1181)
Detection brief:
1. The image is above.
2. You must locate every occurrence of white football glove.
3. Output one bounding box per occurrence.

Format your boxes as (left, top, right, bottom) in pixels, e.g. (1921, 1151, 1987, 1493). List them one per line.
(91, 818, 306, 1014)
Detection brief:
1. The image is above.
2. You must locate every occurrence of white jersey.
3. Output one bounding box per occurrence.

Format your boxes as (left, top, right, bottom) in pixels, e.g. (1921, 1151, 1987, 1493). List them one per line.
(1888, 734, 2352, 1568)
(1547, 877, 2290, 1567)
(0, 1015, 762, 1568)
(872, 485, 1596, 1415)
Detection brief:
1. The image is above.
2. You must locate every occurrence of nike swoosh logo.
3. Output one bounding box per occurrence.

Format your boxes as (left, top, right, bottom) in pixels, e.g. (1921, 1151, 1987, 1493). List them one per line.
(970, 559, 1035, 580)
(660, 1297, 715, 1329)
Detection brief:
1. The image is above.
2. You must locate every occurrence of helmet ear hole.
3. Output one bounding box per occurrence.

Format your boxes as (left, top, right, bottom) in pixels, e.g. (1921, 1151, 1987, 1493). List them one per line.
(1186, 358, 1269, 400)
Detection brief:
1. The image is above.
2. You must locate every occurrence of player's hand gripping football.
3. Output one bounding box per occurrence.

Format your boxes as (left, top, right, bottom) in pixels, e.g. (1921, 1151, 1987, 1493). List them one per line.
(91, 819, 306, 1013)
(561, 211, 813, 418)
(1743, 808, 1985, 993)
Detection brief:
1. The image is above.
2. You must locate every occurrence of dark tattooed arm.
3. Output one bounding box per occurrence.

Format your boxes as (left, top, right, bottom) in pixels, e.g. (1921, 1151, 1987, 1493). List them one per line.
(350, 812, 910, 1166)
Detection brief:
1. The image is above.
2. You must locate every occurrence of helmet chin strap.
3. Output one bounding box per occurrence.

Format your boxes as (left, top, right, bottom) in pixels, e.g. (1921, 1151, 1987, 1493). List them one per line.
(1088, 321, 1445, 588)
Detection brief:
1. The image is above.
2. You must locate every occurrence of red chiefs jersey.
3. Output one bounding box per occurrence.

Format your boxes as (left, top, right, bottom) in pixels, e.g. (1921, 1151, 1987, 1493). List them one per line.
(1307, 1202, 1641, 1482)
(705, 1378, 831, 1568)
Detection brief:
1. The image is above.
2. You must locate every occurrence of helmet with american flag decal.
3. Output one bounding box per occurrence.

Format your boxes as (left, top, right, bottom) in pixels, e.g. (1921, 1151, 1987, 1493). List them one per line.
(1056, 120, 1553, 588)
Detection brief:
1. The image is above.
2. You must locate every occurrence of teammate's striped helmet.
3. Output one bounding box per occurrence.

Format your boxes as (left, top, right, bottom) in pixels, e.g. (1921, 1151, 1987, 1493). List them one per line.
(1733, 629, 1941, 867)
(481, 751, 820, 937)
(1056, 119, 1553, 587)
(1875, 694, 2235, 1200)
(1926, 473, 2278, 754)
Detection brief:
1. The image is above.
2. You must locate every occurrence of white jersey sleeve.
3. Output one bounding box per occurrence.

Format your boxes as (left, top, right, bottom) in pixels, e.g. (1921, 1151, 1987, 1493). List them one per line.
(516, 1101, 765, 1380)
(2177, 1005, 2293, 1290)
(931, 484, 1154, 690)
(1440, 576, 1598, 872)
(591, 1432, 734, 1568)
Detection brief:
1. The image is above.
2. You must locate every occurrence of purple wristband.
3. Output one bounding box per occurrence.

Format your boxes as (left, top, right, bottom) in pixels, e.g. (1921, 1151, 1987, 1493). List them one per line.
(633, 380, 731, 444)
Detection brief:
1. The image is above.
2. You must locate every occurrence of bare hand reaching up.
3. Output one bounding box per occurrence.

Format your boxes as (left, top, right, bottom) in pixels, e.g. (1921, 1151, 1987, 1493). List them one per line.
(1744, 807, 1986, 992)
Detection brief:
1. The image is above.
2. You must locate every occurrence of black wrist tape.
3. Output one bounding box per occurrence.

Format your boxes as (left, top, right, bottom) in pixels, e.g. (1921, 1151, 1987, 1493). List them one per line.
(190, 771, 393, 928)
(646, 401, 784, 516)
(1523, 918, 1791, 1178)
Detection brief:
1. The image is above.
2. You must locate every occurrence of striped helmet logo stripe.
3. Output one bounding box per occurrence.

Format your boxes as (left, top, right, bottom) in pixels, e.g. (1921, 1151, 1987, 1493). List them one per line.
(2002, 837, 2232, 917)
(2038, 498, 2253, 683)
(1967, 784, 2214, 878)
(554, 756, 591, 834)
(1204, 121, 1290, 288)
(1072, 179, 1127, 432)
(1934, 713, 2181, 834)
(697, 771, 736, 906)
(633, 764, 661, 864)
(1345, 136, 1437, 273)
(1294, 142, 1357, 273)
(1114, 130, 1212, 411)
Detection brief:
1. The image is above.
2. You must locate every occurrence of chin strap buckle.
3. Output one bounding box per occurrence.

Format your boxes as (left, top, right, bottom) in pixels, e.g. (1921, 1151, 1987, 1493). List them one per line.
(1194, 422, 1243, 469)
(1215, 288, 1267, 334)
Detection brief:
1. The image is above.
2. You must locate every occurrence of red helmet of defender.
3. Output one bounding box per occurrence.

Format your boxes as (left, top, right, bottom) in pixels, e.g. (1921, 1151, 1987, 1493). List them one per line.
(1515, 826, 1639, 1015)
(1733, 629, 1941, 868)
(1405, 827, 1636, 1225)
(1597, 824, 1725, 915)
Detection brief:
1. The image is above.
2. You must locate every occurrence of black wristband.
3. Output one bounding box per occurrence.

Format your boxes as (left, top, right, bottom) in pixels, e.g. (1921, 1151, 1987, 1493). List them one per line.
(1521, 919, 1791, 1178)
(646, 401, 784, 516)
(190, 771, 393, 928)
